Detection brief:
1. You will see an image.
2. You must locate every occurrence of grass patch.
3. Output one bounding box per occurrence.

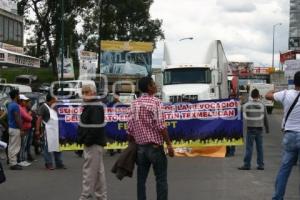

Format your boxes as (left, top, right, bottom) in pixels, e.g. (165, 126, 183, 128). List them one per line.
(0, 67, 55, 83)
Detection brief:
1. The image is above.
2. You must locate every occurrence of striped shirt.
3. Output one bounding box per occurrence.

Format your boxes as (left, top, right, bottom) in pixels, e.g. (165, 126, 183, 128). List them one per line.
(127, 93, 166, 145)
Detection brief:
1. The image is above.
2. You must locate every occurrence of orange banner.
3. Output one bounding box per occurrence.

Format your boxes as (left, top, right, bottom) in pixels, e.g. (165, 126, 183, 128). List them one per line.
(175, 146, 226, 158)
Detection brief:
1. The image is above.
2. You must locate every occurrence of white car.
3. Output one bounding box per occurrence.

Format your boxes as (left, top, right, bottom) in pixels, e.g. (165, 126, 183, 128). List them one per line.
(0, 83, 32, 99)
(54, 80, 96, 99)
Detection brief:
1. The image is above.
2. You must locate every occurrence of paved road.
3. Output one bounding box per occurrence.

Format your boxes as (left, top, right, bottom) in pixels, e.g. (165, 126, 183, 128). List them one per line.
(0, 110, 299, 200)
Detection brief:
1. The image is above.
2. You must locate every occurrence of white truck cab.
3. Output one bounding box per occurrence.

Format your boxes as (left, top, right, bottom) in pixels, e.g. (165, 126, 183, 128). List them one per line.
(161, 40, 228, 103)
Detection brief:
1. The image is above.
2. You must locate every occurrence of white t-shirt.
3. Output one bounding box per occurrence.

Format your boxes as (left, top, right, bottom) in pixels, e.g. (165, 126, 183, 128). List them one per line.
(274, 89, 300, 131)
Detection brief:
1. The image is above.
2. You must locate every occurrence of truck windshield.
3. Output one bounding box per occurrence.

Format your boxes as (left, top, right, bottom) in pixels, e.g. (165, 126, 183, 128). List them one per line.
(163, 68, 211, 85)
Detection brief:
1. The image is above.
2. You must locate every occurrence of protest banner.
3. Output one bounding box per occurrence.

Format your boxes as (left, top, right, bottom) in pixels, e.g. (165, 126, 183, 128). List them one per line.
(57, 99, 243, 152)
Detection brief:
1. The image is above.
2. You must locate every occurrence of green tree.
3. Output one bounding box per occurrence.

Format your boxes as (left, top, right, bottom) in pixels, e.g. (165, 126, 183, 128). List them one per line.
(17, 0, 164, 76)
(80, 0, 164, 51)
(17, 0, 87, 76)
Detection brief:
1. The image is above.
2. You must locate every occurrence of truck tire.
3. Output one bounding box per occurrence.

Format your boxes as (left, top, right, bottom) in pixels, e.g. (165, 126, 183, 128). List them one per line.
(267, 106, 273, 114)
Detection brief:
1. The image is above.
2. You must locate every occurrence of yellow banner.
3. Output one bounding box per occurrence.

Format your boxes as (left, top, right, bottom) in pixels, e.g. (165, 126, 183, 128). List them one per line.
(60, 138, 244, 154)
(101, 40, 154, 52)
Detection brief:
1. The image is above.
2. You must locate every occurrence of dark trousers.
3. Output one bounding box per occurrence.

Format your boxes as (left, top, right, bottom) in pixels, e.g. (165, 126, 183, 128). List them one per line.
(137, 144, 168, 200)
(243, 128, 264, 168)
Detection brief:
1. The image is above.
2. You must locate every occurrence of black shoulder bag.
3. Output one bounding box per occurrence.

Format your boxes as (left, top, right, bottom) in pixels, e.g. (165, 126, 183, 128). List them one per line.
(282, 92, 300, 132)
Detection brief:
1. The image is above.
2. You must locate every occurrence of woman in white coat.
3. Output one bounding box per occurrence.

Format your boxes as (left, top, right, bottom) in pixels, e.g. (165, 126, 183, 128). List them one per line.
(35, 94, 66, 170)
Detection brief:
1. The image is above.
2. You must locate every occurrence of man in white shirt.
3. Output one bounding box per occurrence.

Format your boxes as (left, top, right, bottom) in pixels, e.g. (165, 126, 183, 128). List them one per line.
(266, 71, 300, 200)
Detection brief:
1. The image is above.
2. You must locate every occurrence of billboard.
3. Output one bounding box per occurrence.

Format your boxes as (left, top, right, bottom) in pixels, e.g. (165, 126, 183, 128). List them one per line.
(57, 58, 75, 79)
(228, 62, 254, 76)
(284, 59, 300, 79)
(100, 40, 153, 76)
(79, 51, 97, 80)
(0, 48, 40, 68)
(280, 50, 300, 64)
(252, 67, 270, 75)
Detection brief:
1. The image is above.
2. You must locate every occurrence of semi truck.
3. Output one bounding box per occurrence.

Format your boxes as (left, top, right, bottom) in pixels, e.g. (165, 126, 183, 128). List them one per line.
(161, 40, 228, 102)
(161, 40, 230, 157)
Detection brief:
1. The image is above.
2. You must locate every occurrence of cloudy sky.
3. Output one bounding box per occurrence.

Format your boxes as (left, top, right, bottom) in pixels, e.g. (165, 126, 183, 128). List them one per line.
(150, 0, 290, 68)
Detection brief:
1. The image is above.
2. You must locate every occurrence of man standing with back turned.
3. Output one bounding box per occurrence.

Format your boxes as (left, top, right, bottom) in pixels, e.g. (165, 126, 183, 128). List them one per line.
(78, 84, 107, 200)
(266, 71, 300, 200)
(127, 76, 174, 200)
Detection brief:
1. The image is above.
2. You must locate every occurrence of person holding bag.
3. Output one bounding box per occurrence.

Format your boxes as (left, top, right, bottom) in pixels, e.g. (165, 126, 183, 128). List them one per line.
(266, 71, 300, 200)
(127, 76, 174, 200)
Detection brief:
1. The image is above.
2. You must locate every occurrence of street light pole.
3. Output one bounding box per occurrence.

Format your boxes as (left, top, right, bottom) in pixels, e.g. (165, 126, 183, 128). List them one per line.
(179, 37, 194, 41)
(272, 23, 282, 69)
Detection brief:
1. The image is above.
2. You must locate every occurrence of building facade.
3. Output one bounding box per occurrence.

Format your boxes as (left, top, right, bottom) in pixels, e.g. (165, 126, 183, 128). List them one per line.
(289, 0, 300, 50)
(0, 1, 40, 68)
(0, 1, 23, 48)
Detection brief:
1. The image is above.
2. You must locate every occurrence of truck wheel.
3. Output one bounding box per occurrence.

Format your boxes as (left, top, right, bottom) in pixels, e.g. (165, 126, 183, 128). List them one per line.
(267, 107, 273, 114)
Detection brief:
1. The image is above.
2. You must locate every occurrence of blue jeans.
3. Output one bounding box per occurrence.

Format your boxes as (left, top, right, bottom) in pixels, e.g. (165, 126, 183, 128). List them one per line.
(243, 128, 264, 168)
(137, 144, 168, 200)
(25, 128, 33, 156)
(43, 136, 63, 167)
(18, 132, 28, 162)
(272, 131, 300, 200)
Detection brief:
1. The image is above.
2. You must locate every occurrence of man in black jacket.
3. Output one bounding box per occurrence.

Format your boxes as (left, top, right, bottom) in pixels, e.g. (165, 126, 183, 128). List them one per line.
(78, 84, 107, 200)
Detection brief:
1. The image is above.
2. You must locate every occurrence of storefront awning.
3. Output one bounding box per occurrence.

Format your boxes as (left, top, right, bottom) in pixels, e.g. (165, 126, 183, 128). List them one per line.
(0, 48, 40, 68)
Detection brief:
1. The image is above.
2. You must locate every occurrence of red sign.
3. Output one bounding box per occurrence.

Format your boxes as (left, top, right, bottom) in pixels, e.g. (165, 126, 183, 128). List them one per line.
(280, 50, 300, 64)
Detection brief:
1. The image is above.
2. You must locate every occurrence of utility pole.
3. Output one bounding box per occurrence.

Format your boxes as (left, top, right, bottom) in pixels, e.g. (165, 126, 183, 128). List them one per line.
(272, 23, 282, 69)
(60, 0, 64, 93)
(98, 0, 103, 90)
(98, 0, 103, 74)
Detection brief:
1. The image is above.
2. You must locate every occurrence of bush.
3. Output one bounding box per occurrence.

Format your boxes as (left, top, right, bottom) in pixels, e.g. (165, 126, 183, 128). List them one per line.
(0, 67, 55, 83)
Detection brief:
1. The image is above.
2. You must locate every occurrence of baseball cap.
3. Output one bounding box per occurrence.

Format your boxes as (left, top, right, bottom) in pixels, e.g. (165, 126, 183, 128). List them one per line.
(19, 94, 29, 101)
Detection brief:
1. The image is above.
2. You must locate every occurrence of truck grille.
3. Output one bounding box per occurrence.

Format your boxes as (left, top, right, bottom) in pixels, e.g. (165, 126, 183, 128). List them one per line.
(169, 95, 198, 103)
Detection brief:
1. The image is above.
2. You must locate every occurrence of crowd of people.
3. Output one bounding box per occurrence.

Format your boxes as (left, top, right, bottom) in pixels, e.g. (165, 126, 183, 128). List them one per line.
(0, 90, 66, 171)
(1, 73, 300, 200)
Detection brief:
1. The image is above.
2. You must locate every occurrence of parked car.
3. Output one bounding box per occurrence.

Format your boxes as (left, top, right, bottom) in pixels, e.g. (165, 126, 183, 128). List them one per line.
(0, 83, 32, 99)
(15, 74, 39, 91)
(54, 80, 96, 99)
(0, 78, 6, 83)
(15, 75, 38, 85)
(38, 83, 51, 93)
